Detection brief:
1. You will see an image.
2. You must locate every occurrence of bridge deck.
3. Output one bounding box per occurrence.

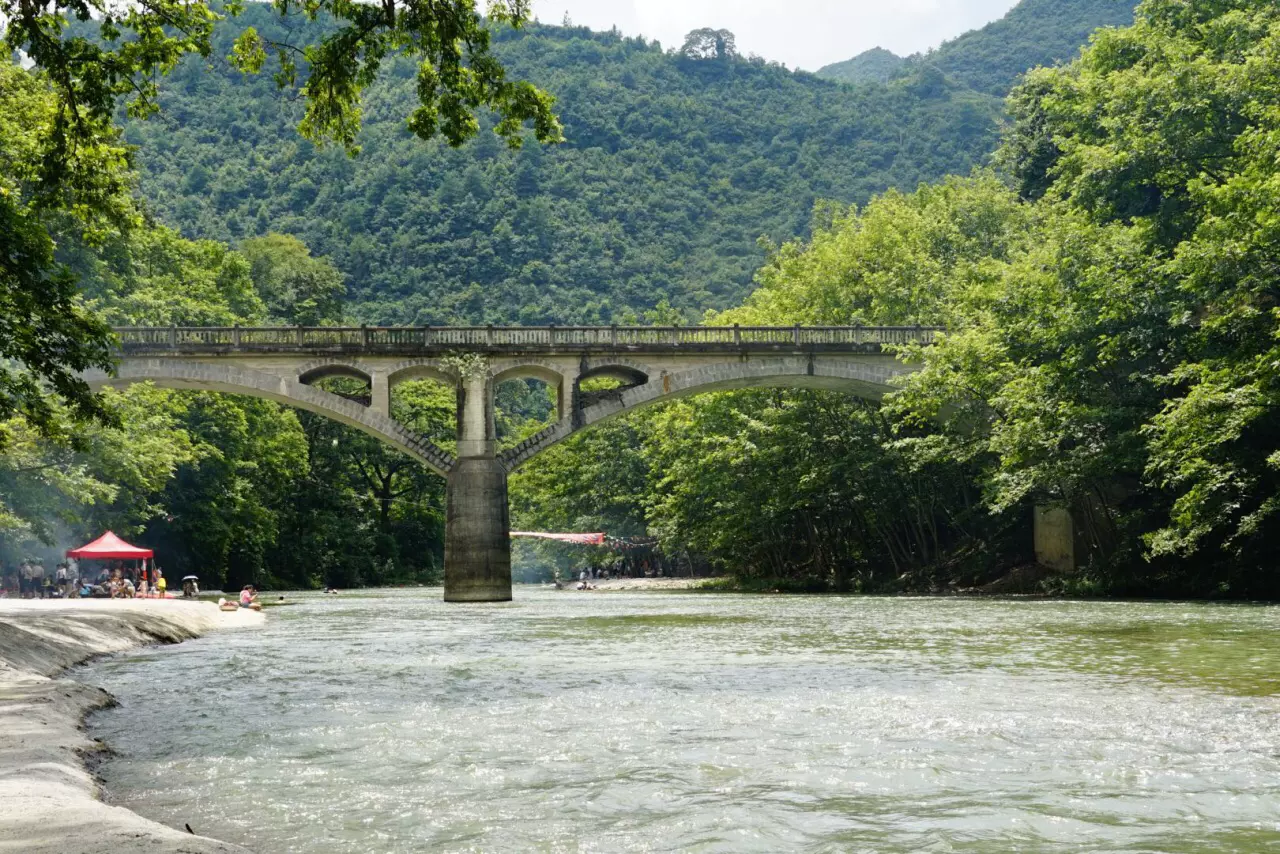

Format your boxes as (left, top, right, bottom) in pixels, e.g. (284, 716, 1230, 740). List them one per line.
(114, 325, 941, 355)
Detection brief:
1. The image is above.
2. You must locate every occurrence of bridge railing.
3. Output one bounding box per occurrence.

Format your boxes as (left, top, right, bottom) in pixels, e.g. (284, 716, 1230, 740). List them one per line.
(112, 325, 942, 350)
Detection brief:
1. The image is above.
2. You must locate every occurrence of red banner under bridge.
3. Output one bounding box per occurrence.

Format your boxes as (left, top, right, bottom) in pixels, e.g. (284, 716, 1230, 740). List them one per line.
(510, 531, 606, 545)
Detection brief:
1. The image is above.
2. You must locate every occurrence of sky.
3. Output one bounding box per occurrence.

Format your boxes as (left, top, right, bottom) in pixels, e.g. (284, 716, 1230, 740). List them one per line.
(529, 0, 1022, 72)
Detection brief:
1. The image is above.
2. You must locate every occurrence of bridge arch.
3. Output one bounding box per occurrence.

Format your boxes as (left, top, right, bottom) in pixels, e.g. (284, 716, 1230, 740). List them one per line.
(489, 357, 574, 421)
(577, 361, 650, 388)
(296, 357, 373, 386)
(90, 360, 456, 476)
(500, 355, 913, 471)
(386, 358, 457, 389)
(489, 357, 567, 388)
(579, 356, 656, 382)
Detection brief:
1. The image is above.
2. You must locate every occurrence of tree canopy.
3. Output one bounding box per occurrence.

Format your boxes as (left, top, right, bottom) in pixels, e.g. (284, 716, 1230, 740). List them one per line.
(0, 61, 121, 447)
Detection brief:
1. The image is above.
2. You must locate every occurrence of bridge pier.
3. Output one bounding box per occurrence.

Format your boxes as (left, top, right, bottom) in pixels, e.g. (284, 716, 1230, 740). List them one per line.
(443, 369, 512, 602)
(444, 458, 512, 602)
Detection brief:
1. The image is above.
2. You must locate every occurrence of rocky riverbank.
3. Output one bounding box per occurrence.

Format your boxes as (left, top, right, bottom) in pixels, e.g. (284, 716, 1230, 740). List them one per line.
(0, 599, 262, 854)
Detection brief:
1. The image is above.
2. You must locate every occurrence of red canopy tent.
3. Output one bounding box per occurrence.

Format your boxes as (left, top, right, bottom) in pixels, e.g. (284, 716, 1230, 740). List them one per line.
(66, 531, 154, 560)
(510, 531, 606, 545)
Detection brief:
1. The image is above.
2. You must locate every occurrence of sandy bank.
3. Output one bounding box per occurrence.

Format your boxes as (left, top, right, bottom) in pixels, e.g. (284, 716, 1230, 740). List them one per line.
(554, 577, 715, 592)
(0, 599, 262, 854)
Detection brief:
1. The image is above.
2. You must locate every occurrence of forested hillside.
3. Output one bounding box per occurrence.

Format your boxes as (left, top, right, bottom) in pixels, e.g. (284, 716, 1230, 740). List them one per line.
(815, 47, 905, 86)
(818, 0, 1139, 96)
(122, 8, 1002, 324)
(926, 0, 1139, 94)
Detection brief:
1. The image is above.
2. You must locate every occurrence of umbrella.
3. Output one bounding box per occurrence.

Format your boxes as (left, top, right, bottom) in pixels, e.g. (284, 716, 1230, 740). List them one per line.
(182, 575, 200, 581)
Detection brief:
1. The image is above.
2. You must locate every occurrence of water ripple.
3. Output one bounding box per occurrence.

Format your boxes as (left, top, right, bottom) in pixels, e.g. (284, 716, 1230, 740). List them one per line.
(84, 591, 1280, 853)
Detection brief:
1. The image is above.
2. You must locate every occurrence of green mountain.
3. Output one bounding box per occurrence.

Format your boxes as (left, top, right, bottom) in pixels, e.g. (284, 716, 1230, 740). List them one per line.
(121, 10, 1003, 325)
(926, 0, 1140, 95)
(815, 47, 904, 86)
(817, 0, 1139, 96)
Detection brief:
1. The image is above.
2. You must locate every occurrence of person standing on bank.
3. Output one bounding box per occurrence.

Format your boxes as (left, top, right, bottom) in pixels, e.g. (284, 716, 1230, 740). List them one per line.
(22, 561, 40, 599)
(65, 560, 79, 597)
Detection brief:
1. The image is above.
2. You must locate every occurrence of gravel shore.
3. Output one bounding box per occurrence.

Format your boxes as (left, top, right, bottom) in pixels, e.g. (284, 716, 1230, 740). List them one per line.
(0, 599, 262, 854)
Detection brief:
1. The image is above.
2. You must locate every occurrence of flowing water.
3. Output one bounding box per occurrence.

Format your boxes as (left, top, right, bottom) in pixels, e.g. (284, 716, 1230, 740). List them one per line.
(85, 589, 1280, 852)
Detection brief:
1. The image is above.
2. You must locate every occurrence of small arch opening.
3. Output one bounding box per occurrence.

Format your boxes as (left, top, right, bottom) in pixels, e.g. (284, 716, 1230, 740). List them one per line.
(389, 378, 458, 453)
(492, 363, 564, 388)
(495, 377, 557, 448)
(579, 365, 649, 387)
(299, 364, 373, 387)
(388, 362, 456, 389)
(491, 362, 568, 429)
(576, 365, 649, 408)
(308, 373, 373, 407)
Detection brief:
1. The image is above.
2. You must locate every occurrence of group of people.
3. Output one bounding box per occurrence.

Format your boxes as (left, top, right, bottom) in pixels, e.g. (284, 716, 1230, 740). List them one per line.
(1, 559, 79, 598)
(0, 560, 171, 599)
(90, 564, 169, 598)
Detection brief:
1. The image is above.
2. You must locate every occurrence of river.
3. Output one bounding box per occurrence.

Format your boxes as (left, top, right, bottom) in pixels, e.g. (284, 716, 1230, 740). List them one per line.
(83, 589, 1280, 852)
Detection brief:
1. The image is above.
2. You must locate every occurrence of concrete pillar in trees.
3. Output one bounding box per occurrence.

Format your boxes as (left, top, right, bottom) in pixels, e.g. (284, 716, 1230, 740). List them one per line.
(455, 367, 495, 459)
(444, 365, 512, 602)
(1033, 505, 1076, 573)
(369, 371, 391, 417)
(557, 364, 581, 422)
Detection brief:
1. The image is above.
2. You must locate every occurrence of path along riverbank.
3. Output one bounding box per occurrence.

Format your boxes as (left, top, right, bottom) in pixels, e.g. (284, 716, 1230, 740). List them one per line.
(0, 599, 261, 854)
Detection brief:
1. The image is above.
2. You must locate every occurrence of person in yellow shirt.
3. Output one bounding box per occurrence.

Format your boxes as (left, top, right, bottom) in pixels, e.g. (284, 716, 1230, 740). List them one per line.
(155, 569, 167, 598)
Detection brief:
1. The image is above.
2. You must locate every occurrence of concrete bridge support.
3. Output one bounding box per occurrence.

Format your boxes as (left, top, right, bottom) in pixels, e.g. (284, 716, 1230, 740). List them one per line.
(1034, 505, 1076, 573)
(444, 458, 512, 602)
(443, 369, 512, 602)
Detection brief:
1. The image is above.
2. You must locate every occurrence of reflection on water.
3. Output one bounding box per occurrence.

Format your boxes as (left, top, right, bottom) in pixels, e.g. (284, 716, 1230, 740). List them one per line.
(85, 591, 1280, 852)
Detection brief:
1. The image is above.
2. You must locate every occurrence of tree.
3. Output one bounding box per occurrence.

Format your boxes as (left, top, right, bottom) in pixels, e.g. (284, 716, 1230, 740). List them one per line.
(2, 0, 562, 159)
(0, 385, 197, 559)
(70, 224, 265, 326)
(723, 175, 1028, 328)
(679, 28, 738, 61)
(1005, 0, 1280, 569)
(240, 234, 345, 325)
(0, 62, 122, 448)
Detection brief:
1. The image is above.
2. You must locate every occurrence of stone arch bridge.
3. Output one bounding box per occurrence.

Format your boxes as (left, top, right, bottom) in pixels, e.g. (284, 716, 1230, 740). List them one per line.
(93, 325, 956, 601)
